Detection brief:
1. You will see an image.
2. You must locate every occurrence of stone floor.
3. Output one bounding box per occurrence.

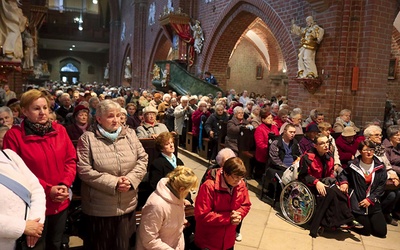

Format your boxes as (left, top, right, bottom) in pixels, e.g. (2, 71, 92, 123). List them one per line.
(70, 148, 400, 249)
(178, 149, 400, 250)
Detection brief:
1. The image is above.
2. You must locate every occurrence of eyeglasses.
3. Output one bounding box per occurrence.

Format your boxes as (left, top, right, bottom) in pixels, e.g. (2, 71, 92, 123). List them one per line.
(362, 148, 375, 153)
(371, 134, 382, 137)
(229, 174, 243, 181)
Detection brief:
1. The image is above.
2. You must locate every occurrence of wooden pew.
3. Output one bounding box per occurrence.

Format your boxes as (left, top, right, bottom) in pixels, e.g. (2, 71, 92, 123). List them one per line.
(185, 118, 195, 152)
(238, 127, 256, 179)
(139, 136, 179, 168)
(217, 121, 228, 152)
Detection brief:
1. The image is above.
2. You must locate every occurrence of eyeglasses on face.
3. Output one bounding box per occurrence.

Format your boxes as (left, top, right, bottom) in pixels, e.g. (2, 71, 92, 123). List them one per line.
(371, 134, 382, 137)
(362, 148, 375, 153)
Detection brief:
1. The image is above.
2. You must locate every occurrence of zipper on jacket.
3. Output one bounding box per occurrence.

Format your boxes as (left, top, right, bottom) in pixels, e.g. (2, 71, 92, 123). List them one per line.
(114, 142, 122, 210)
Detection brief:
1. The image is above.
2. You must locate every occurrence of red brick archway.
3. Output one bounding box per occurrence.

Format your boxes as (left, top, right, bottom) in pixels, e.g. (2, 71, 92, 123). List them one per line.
(199, 0, 296, 89)
(147, 29, 171, 87)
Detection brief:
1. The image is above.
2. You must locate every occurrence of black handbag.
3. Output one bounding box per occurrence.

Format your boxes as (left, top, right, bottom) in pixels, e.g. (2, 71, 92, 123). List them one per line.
(15, 205, 29, 250)
(15, 234, 28, 250)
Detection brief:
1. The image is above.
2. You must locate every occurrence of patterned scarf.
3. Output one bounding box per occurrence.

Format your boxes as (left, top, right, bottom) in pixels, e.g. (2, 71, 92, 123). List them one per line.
(24, 119, 53, 136)
(369, 140, 385, 157)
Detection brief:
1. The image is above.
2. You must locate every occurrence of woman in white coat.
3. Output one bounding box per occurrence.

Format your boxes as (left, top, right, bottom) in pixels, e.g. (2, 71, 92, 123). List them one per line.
(0, 149, 46, 250)
(137, 166, 198, 250)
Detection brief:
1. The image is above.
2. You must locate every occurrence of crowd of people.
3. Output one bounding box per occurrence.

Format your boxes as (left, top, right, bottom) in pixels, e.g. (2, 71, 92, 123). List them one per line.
(0, 82, 399, 249)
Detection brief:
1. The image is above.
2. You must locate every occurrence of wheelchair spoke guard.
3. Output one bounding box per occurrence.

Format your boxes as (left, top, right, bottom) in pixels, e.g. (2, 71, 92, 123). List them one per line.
(280, 181, 315, 225)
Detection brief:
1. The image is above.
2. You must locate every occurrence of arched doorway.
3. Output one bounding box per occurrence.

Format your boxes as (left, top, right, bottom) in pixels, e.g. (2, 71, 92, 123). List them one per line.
(60, 58, 81, 84)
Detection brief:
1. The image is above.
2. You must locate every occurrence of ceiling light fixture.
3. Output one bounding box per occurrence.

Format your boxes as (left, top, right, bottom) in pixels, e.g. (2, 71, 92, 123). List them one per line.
(93, 0, 98, 4)
(72, 45, 75, 47)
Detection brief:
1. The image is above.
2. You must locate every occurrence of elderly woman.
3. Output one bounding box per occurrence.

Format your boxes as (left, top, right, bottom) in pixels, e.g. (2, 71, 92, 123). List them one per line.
(191, 100, 211, 151)
(254, 109, 279, 178)
(204, 104, 229, 161)
(248, 105, 262, 128)
(279, 109, 303, 135)
(225, 106, 253, 155)
(363, 125, 400, 226)
(333, 109, 360, 133)
(195, 157, 251, 250)
(382, 125, 400, 220)
(339, 140, 388, 237)
(3, 89, 77, 250)
(336, 127, 365, 168)
(77, 99, 148, 250)
(125, 103, 141, 129)
(8, 100, 23, 125)
(88, 96, 100, 117)
(0, 149, 46, 249)
(65, 104, 90, 144)
(148, 132, 183, 191)
(0, 106, 14, 128)
(273, 108, 289, 130)
(136, 106, 169, 139)
(157, 93, 171, 123)
(137, 166, 198, 250)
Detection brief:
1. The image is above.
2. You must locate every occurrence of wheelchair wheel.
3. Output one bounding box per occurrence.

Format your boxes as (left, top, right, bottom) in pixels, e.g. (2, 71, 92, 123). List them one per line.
(280, 181, 315, 225)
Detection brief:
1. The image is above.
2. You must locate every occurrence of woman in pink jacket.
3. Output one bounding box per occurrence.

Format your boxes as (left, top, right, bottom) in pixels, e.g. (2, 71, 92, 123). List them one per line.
(3, 89, 77, 250)
(136, 166, 198, 249)
(195, 157, 251, 250)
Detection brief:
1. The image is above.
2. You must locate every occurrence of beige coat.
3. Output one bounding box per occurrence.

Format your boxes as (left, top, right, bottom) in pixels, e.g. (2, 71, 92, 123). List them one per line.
(77, 126, 148, 217)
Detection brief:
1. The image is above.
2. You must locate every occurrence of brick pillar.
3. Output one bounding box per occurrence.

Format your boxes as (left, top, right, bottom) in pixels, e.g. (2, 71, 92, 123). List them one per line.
(132, 0, 147, 89)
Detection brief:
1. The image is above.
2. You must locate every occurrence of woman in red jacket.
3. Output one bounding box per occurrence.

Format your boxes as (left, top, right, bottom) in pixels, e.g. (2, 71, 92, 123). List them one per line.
(195, 157, 251, 250)
(3, 89, 77, 250)
(254, 109, 279, 179)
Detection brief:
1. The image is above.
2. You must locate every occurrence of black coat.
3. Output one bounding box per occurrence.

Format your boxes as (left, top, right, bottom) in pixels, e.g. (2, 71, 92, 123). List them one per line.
(338, 156, 387, 215)
(148, 154, 184, 191)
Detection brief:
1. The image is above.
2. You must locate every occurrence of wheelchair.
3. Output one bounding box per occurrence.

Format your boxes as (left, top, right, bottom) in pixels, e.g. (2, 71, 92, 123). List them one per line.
(279, 180, 316, 225)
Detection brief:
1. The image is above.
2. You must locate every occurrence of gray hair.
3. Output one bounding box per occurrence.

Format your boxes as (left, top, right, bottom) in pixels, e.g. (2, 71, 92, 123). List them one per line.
(89, 96, 100, 105)
(363, 125, 382, 138)
(387, 125, 400, 139)
(251, 105, 261, 113)
(216, 148, 236, 166)
(96, 99, 121, 118)
(271, 103, 279, 109)
(290, 108, 302, 118)
(0, 106, 13, 117)
(339, 109, 351, 116)
(233, 106, 244, 114)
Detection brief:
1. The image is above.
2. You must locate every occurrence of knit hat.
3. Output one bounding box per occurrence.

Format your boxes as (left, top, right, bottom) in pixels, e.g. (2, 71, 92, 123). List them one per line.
(73, 104, 89, 117)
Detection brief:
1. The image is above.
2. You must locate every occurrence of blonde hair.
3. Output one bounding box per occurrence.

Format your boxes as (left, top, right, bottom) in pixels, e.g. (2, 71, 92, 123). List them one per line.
(167, 166, 198, 197)
(20, 89, 50, 109)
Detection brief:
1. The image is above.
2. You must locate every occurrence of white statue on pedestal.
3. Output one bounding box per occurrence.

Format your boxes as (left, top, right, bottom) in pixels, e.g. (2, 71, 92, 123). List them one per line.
(191, 20, 204, 54)
(124, 57, 132, 79)
(104, 63, 110, 80)
(291, 16, 324, 78)
(23, 30, 35, 69)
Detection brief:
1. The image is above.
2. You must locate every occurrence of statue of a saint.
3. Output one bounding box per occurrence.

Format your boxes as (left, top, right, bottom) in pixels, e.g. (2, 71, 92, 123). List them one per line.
(152, 64, 160, 80)
(124, 57, 132, 79)
(104, 63, 110, 80)
(291, 16, 324, 78)
(0, 0, 28, 60)
(190, 20, 204, 54)
(22, 30, 34, 69)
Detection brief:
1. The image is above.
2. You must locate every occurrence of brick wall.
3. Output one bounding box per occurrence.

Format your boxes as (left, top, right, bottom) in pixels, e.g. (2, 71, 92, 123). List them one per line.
(114, 0, 399, 126)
